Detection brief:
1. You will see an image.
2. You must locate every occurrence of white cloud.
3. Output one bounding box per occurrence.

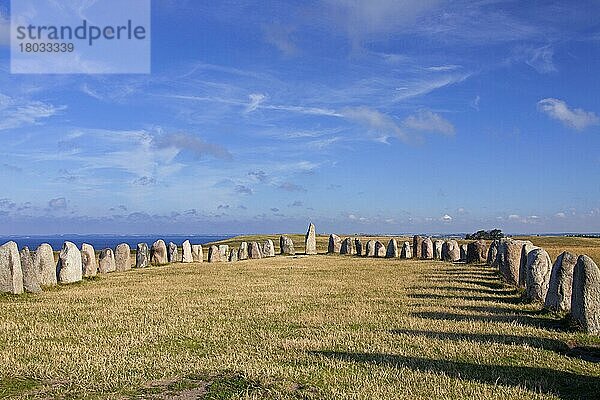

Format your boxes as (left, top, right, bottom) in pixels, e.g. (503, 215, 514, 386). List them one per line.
(525, 45, 557, 74)
(341, 106, 409, 143)
(537, 98, 599, 130)
(246, 93, 266, 113)
(403, 110, 455, 136)
(555, 212, 566, 218)
(441, 214, 453, 222)
(508, 214, 520, 220)
(0, 94, 65, 131)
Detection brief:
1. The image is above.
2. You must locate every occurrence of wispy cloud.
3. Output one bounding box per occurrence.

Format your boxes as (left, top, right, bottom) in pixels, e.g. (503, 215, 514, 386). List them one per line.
(538, 98, 599, 130)
(0, 93, 65, 131)
(157, 132, 233, 160)
(403, 109, 455, 136)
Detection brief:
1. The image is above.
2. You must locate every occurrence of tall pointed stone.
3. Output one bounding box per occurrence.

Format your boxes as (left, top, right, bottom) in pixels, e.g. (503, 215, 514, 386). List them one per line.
(545, 251, 577, 312)
(168, 242, 179, 263)
(401, 241, 412, 259)
(182, 240, 193, 263)
(375, 241, 386, 258)
(136, 243, 150, 268)
(365, 240, 376, 257)
(386, 239, 399, 258)
(305, 223, 317, 255)
(519, 242, 537, 288)
(433, 240, 443, 260)
(57, 241, 82, 284)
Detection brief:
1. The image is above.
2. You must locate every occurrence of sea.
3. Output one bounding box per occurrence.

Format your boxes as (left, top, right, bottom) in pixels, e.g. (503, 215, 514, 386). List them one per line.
(0, 234, 235, 251)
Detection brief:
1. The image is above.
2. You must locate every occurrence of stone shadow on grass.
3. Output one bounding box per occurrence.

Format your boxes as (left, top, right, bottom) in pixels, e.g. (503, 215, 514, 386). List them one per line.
(411, 311, 562, 330)
(311, 351, 600, 400)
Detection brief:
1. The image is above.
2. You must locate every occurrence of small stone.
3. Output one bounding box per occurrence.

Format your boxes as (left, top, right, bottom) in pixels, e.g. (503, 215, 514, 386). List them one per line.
(21, 247, 41, 293)
(460, 244, 468, 261)
(98, 248, 116, 273)
(280, 236, 295, 255)
(34, 243, 56, 287)
(386, 239, 399, 258)
(249, 242, 262, 259)
(354, 239, 363, 256)
(571, 255, 600, 334)
(57, 241, 83, 284)
(115, 243, 132, 272)
(413, 236, 423, 259)
(192, 245, 204, 262)
(487, 241, 499, 266)
(218, 245, 229, 258)
(168, 242, 179, 263)
(421, 238, 434, 260)
(0, 241, 23, 294)
(375, 241, 386, 258)
(238, 242, 248, 260)
(340, 238, 356, 255)
(545, 251, 577, 312)
(327, 234, 342, 254)
(525, 248, 552, 302)
(151, 240, 168, 265)
(208, 245, 222, 262)
(441, 240, 460, 262)
(263, 240, 275, 257)
(305, 223, 317, 255)
(433, 240, 443, 260)
(401, 241, 412, 259)
(136, 243, 150, 268)
(467, 240, 488, 264)
(228, 249, 238, 262)
(81, 243, 98, 277)
(182, 240, 193, 263)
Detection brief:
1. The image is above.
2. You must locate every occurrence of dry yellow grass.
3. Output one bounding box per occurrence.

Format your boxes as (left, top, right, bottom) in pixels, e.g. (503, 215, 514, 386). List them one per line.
(1, 235, 599, 399)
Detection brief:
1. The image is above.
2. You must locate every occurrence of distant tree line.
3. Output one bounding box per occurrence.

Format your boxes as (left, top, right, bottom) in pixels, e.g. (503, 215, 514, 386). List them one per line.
(465, 229, 504, 240)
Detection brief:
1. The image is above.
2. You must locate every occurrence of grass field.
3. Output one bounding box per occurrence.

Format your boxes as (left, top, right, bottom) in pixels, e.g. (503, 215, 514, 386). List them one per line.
(1, 235, 599, 399)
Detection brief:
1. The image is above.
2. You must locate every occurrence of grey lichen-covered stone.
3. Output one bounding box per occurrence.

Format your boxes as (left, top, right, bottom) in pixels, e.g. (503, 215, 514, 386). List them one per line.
(21, 246, 41, 293)
(168, 242, 179, 263)
(263, 240, 275, 257)
(34, 243, 56, 286)
(327, 234, 342, 254)
(354, 239, 363, 256)
(460, 244, 468, 261)
(280, 236, 295, 255)
(305, 223, 317, 255)
(218, 245, 229, 258)
(375, 241, 386, 258)
(249, 242, 262, 259)
(433, 240, 443, 260)
(208, 245, 222, 263)
(340, 238, 355, 255)
(57, 241, 82, 284)
(467, 240, 488, 264)
(413, 236, 423, 259)
(571, 255, 600, 334)
(192, 244, 204, 262)
(182, 240, 193, 263)
(545, 251, 577, 312)
(98, 248, 116, 273)
(151, 240, 168, 265)
(81, 243, 98, 277)
(115, 243, 132, 272)
(401, 241, 412, 259)
(136, 243, 150, 268)
(519, 242, 537, 288)
(441, 240, 460, 262)
(365, 240, 376, 257)
(0, 241, 23, 294)
(487, 240, 499, 266)
(525, 248, 552, 302)
(228, 249, 238, 262)
(421, 238, 434, 260)
(497, 239, 527, 286)
(238, 242, 248, 260)
(386, 239, 399, 258)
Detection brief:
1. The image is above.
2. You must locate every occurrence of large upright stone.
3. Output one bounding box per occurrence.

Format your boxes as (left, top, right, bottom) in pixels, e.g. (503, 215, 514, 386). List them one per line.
(401, 241, 412, 259)
(263, 240, 275, 257)
(115, 243, 132, 272)
(136, 243, 150, 268)
(218, 245, 229, 258)
(151, 240, 168, 265)
(168, 242, 179, 263)
(525, 248, 552, 302)
(354, 239, 363, 256)
(20, 247, 41, 293)
(421, 238, 434, 260)
(0, 241, 23, 294)
(280, 236, 295, 255)
(238, 242, 248, 260)
(340, 238, 355, 255)
(497, 239, 526, 286)
(327, 234, 342, 254)
(207, 245, 222, 263)
(571, 255, 600, 334)
(34, 243, 56, 286)
(98, 248, 116, 273)
(467, 240, 488, 264)
(249, 242, 262, 259)
(487, 240, 499, 266)
(192, 244, 204, 262)
(375, 241, 386, 258)
(386, 239, 399, 258)
(413, 236, 423, 259)
(57, 241, 82, 284)
(433, 240, 443, 260)
(365, 240, 376, 257)
(305, 223, 317, 255)
(182, 240, 193, 263)
(519, 242, 537, 288)
(545, 251, 577, 312)
(460, 244, 468, 261)
(81, 243, 98, 277)
(228, 248, 238, 262)
(441, 240, 460, 262)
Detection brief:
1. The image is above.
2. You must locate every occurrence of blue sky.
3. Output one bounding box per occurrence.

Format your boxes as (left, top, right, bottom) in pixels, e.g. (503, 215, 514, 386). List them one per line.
(0, 0, 599, 235)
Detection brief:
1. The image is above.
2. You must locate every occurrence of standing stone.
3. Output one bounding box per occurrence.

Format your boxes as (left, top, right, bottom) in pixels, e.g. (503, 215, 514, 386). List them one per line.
(34, 243, 56, 287)
(386, 239, 399, 258)
(151, 240, 168, 265)
(57, 241, 83, 284)
(525, 248, 552, 303)
(263, 240, 275, 257)
(238, 242, 248, 260)
(0, 241, 23, 294)
(433, 240, 443, 260)
(327, 234, 342, 254)
(280, 236, 295, 255)
(422, 238, 434, 260)
(228, 249, 238, 262)
(460, 244, 468, 261)
(497, 239, 526, 286)
(571, 255, 600, 334)
(182, 240, 193, 263)
(365, 240, 376, 257)
(192, 244, 204, 262)
(519, 242, 538, 288)
(401, 241, 412, 259)
(441, 240, 460, 262)
(487, 240, 499, 266)
(115, 243, 132, 272)
(375, 241, 386, 258)
(21, 247, 41, 293)
(305, 223, 317, 255)
(218, 245, 229, 258)
(81, 243, 98, 277)
(413, 236, 423, 259)
(354, 239, 363, 256)
(207, 245, 222, 262)
(136, 243, 150, 268)
(545, 251, 577, 312)
(249, 242, 262, 259)
(340, 238, 356, 255)
(467, 240, 488, 264)
(168, 242, 179, 263)
(98, 248, 116, 273)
